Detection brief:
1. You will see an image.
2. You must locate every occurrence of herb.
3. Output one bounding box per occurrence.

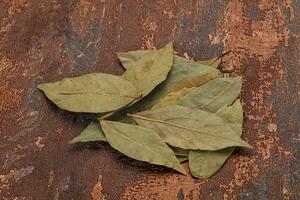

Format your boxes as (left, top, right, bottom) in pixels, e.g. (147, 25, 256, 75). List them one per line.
(38, 43, 251, 179)
(100, 120, 186, 174)
(122, 43, 173, 98)
(69, 122, 106, 144)
(189, 100, 243, 179)
(179, 77, 242, 112)
(128, 105, 250, 150)
(38, 73, 139, 113)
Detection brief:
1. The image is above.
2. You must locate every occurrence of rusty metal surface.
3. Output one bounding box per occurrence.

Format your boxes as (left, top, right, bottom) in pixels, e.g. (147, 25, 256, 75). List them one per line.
(0, 0, 299, 199)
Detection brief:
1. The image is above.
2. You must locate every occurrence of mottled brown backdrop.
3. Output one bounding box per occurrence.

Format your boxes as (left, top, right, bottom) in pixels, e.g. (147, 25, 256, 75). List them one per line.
(0, 0, 299, 199)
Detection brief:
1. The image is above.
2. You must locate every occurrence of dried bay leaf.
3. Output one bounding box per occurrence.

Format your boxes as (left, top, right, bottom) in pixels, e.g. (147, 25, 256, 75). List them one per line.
(38, 41, 247, 179)
(38, 73, 138, 113)
(171, 146, 189, 157)
(167, 71, 219, 94)
(197, 56, 221, 68)
(179, 77, 242, 113)
(216, 99, 243, 132)
(113, 54, 221, 121)
(189, 147, 234, 179)
(122, 43, 173, 97)
(173, 55, 193, 64)
(117, 52, 191, 70)
(171, 144, 189, 163)
(150, 65, 224, 109)
(118, 49, 220, 69)
(173, 55, 221, 68)
(100, 120, 186, 174)
(118, 48, 221, 110)
(129, 105, 251, 150)
(177, 156, 188, 163)
(70, 122, 106, 144)
(165, 62, 220, 93)
(117, 50, 153, 70)
(152, 87, 194, 109)
(189, 100, 243, 179)
(138, 63, 220, 110)
(137, 62, 219, 109)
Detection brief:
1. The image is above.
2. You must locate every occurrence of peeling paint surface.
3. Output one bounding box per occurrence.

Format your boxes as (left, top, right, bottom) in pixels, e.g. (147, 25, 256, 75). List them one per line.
(91, 175, 106, 200)
(0, 166, 34, 193)
(0, 0, 299, 199)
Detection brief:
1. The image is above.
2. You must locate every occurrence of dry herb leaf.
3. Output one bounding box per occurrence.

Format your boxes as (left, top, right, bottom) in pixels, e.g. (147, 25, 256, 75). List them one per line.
(177, 156, 188, 163)
(179, 77, 242, 112)
(129, 105, 251, 150)
(122, 43, 173, 97)
(139, 63, 220, 110)
(152, 87, 194, 109)
(70, 122, 106, 144)
(170, 146, 189, 162)
(197, 56, 221, 68)
(171, 146, 189, 157)
(166, 62, 220, 93)
(167, 71, 219, 93)
(189, 147, 234, 179)
(173, 55, 194, 64)
(173, 55, 221, 68)
(118, 49, 221, 110)
(38, 73, 138, 113)
(118, 53, 192, 70)
(117, 50, 153, 70)
(216, 99, 243, 133)
(113, 54, 221, 121)
(189, 100, 243, 179)
(100, 120, 186, 174)
(118, 49, 221, 69)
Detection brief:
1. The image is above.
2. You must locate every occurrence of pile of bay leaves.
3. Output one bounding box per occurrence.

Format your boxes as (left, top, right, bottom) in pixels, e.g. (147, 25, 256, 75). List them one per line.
(38, 43, 251, 179)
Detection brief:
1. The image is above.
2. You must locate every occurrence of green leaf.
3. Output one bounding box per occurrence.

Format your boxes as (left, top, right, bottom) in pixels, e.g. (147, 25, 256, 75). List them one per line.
(179, 77, 242, 113)
(189, 100, 244, 179)
(69, 122, 106, 144)
(129, 105, 251, 150)
(38, 73, 138, 113)
(100, 120, 186, 174)
(121, 43, 173, 97)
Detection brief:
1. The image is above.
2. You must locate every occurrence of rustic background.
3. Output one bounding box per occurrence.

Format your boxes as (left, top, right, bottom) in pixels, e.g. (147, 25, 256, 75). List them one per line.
(0, 0, 299, 199)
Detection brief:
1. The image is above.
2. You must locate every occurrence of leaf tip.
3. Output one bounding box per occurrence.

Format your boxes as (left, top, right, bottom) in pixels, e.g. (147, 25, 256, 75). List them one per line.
(163, 42, 173, 51)
(180, 169, 187, 175)
(175, 165, 187, 175)
(37, 83, 45, 90)
(69, 138, 77, 144)
(241, 140, 253, 149)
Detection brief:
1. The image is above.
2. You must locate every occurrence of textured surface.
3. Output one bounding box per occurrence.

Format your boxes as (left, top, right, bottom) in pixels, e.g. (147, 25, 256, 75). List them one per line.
(0, 0, 299, 199)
